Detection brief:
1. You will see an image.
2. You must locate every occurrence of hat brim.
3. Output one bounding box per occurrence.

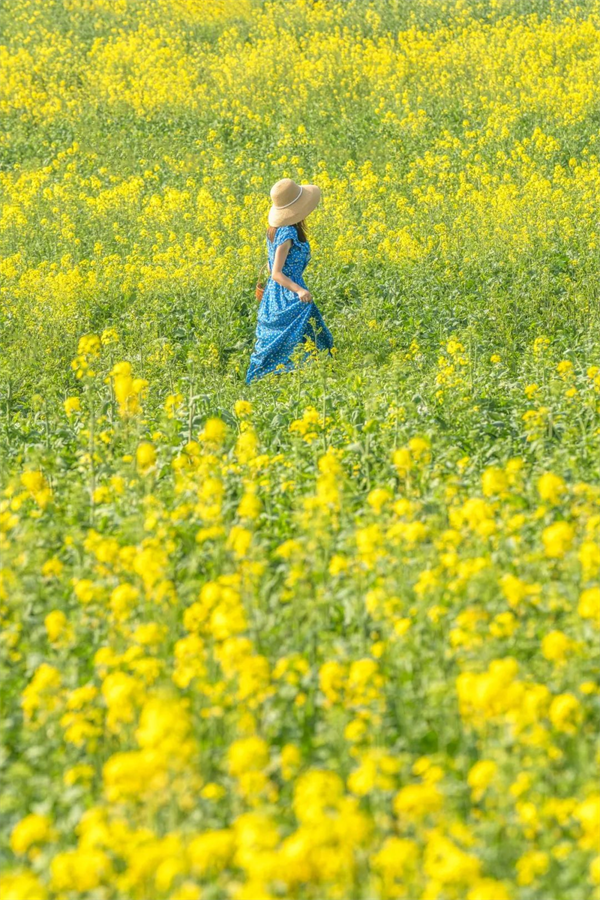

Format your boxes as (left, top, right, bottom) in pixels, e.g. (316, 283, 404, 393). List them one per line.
(268, 184, 321, 227)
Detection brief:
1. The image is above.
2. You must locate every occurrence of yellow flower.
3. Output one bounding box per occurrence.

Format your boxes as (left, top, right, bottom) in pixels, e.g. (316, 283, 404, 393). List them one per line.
(107, 361, 146, 417)
(63, 764, 94, 786)
(274, 539, 302, 560)
(110, 475, 125, 494)
(467, 878, 511, 900)
(542, 521, 574, 558)
(516, 850, 549, 885)
(578, 541, 600, 579)
(226, 525, 252, 558)
(110, 583, 139, 621)
(20, 470, 52, 508)
(344, 718, 368, 743)
(393, 447, 412, 476)
(201, 417, 227, 445)
(164, 393, 184, 418)
(451, 496, 495, 537)
(234, 399, 253, 418)
(532, 336, 550, 356)
(367, 487, 391, 513)
(73, 578, 98, 605)
(394, 782, 443, 819)
(348, 757, 378, 796)
(50, 849, 111, 893)
(101, 671, 139, 731)
(200, 782, 226, 801)
(280, 744, 301, 781)
(21, 664, 62, 721)
(423, 830, 480, 885)
(549, 693, 582, 733)
(235, 427, 259, 463)
(373, 836, 418, 879)
(136, 441, 157, 473)
(467, 760, 497, 801)
(556, 359, 573, 377)
(291, 769, 345, 824)
(328, 554, 348, 575)
(135, 695, 193, 753)
(537, 472, 566, 505)
(44, 610, 69, 644)
(0, 870, 47, 899)
(490, 611, 517, 638)
(233, 811, 280, 872)
(10, 814, 53, 855)
(42, 558, 63, 578)
(92, 485, 110, 503)
(574, 795, 600, 850)
(188, 830, 234, 875)
(481, 466, 507, 496)
(100, 327, 119, 345)
(578, 586, 600, 625)
(238, 487, 261, 519)
(63, 396, 81, 416)
(133, 622, 167, 646)
(227, 736, 269, 776)
(541, 630, 571, 663)
(408, 435, 431, 461)
(446, 339, 465, 356)
(394, 617, 411, 637)
(77, 333, 101, 358)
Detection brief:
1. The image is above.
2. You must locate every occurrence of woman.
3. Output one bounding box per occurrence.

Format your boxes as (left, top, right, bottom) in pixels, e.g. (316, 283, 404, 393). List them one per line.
(245, 177, 334, 384)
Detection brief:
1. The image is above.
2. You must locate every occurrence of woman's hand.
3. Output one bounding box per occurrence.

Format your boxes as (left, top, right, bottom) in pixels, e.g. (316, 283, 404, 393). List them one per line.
(297, 288, 313, 304)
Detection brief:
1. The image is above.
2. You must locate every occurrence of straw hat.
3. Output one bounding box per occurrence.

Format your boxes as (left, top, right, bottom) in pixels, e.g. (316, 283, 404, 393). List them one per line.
(268, 177, 321, 227)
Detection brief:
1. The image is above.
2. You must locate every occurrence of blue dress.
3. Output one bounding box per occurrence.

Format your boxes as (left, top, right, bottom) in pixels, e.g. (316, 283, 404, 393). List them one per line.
(245, 225, 334, 384)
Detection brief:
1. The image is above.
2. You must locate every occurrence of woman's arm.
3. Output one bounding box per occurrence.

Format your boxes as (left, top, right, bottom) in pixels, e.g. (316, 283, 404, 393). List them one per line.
(271, 240, 312, 303)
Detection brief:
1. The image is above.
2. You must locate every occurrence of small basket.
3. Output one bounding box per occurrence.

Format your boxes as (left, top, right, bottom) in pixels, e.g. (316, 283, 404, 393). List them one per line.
(255, 260, 270, 301)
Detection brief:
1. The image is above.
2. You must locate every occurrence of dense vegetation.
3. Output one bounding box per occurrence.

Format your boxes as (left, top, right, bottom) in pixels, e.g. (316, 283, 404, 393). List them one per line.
(1, 1, 599, 898)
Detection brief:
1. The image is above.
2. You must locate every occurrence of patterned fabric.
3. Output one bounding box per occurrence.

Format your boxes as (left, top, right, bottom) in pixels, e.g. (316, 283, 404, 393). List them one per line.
(245, 224, 334, 384)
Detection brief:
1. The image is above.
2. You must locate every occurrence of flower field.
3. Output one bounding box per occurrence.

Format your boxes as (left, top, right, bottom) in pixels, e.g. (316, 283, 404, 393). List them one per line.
(1, 1, 600, 898)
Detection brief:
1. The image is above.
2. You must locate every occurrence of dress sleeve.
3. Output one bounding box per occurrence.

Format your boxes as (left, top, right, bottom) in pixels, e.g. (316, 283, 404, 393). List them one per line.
(273, 225, 297, 249)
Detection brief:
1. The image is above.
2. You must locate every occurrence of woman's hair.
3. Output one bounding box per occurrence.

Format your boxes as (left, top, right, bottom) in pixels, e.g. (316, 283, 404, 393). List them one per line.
(267, 218, 308, 243)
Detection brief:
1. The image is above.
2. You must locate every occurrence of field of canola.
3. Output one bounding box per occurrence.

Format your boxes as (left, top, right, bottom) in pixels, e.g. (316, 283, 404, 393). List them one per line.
(1, 0, 600, 898)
